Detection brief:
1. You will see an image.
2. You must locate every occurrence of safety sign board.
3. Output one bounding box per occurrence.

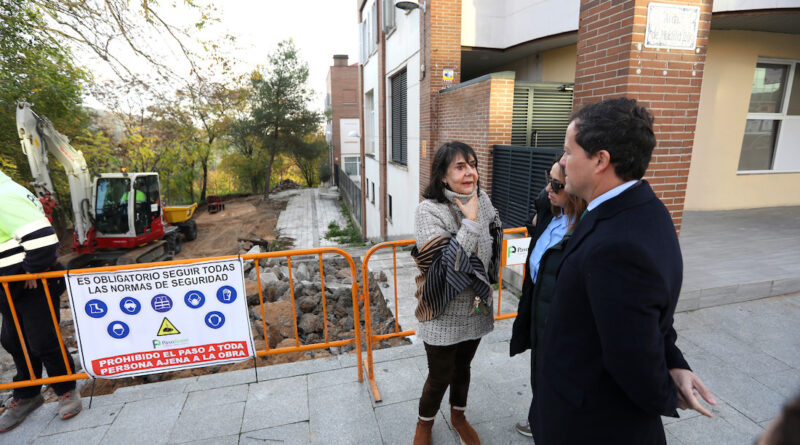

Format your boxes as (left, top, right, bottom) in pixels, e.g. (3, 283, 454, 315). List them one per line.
(503, 237, 531, 266)
(66, 258, 255, 378)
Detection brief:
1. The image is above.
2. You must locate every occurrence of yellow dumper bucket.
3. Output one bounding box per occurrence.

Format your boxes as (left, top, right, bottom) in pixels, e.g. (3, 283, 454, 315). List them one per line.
(163, 203, 198, 224)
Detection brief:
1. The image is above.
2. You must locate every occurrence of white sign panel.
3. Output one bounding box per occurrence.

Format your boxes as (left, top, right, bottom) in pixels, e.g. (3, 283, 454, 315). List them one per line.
(67, 258, 254, 378)
(644, 3, 700, 51)
(503, 238, 531, 266)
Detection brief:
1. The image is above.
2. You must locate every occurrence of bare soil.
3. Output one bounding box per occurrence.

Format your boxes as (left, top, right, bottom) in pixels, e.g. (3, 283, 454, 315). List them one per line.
(175, 195, 287, 260)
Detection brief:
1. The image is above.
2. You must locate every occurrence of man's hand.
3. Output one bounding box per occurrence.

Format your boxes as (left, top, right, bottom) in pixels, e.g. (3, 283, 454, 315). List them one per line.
(24, 279, 38, 289)
(670, 368, 716, 418)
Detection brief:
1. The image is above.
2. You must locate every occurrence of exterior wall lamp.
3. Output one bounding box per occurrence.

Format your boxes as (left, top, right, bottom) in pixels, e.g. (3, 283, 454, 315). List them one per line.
(395, 0, 425, 13)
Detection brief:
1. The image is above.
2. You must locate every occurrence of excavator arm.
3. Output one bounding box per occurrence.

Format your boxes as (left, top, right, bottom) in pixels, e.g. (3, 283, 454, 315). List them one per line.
(16, 102, 94, 246)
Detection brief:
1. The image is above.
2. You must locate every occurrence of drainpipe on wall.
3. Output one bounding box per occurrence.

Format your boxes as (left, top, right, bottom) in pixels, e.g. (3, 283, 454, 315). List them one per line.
(378, 0, 388, 239)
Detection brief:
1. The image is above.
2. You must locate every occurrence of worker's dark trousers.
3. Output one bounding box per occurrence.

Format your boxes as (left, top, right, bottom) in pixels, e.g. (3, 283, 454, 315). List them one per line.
(0, 270, 76, 399)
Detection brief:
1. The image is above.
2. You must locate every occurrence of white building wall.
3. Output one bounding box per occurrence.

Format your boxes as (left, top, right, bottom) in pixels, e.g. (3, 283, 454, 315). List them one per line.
(339, 119, 360, 156)
(713, 0, 800, 12)
(364, 157, 381, 239)
(362, 32, 380, 239)
(462, 0, 580, 49)
(385, 6, 421, 239)
(359, 1, 422, 240)
(461, 0, 798, 50)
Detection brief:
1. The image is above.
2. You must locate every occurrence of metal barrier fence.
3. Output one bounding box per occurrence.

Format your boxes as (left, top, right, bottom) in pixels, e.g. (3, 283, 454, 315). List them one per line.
(0, 247, 364, 391)
(336, 164, 363, 231)
(1, 228, 531, 404)
(360, 227, 528, 401)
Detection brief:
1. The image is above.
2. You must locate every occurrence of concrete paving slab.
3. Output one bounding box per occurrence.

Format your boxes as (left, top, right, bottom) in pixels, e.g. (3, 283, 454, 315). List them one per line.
(753, 368, 800, 399)
(370, 342, 425, 364)
(369, 357, 426, 406)
(665, 429, 685, 445)
(168, 401, 244, 443)
(101, 393, 187, 444)
(374, 399, 456, 445)
(472, 414, 534, 445)
(32, 424, 109, 445)
(665, 401, 763, 445)
(307, 366, 361, 390)
(240, 421, 311, 445)
(90, 378, 194, 407)
(184, 367, 257, 392)
(689, 359, 785, 423)
(2, 401, 58, 444)
(241, 375, 308, 433)
(179, 434, 238, 445)
(40, 401, 121, 436)
(308, 381, 381, 445)
(183, 384, 248, 410)
(255, 355, 342, 382)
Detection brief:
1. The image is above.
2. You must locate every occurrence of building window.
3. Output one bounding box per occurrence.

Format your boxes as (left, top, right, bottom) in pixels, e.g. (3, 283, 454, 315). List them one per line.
(344, 156, 360, 176)
(365, 178, 369, 200)
(359, 19, 367, 63)
(382, 0, 395, 33)
(390, 69, 408, 165)
(371, 182, 375, 204)
(388, 194, 393, 220)
(738, 60, 800, 172)
(371, 2, 378, 54)
(365, 90, 375, 155)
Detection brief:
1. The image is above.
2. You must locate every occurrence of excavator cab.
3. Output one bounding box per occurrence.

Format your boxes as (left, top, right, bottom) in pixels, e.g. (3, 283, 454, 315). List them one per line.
(91, 172, 166, 248)
(95, 176, 131, 234)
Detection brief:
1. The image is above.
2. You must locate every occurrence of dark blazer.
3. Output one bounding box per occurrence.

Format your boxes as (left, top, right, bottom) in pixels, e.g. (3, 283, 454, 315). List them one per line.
(510, 193, 561, 358)
(533, 181, 689, 445)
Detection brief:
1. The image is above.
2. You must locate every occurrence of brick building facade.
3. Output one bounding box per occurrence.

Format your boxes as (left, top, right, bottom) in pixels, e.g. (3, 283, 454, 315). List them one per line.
(325, 55, 360, 183)
(357, 0, 800, 239)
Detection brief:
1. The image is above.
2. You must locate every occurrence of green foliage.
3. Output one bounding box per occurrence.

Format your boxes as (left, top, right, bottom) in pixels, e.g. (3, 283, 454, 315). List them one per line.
(288, 132, 328, 187)
(324, 202, 365, 246)
(249, 39, 323, 197)
(0, 0, 88, 182)
(318, 162, 332, 184)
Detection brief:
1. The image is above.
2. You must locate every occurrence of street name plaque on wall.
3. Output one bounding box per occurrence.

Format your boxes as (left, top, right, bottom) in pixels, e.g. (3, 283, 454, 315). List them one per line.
(644, 3, 700, 51)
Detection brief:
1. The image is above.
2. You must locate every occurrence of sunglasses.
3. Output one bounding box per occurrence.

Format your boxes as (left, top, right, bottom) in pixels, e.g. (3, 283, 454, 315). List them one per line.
(545, 171, 565, 193)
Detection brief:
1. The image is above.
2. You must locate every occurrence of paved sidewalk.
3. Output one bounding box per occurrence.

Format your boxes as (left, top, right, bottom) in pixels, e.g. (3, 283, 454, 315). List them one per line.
(5, 193, 798, 444)
(274, 188, 349, 250)
(5, 292, 799, 444)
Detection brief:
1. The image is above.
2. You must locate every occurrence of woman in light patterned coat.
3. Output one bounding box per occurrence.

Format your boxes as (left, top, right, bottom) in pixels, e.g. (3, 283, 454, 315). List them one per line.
(411, 142, 502, 445)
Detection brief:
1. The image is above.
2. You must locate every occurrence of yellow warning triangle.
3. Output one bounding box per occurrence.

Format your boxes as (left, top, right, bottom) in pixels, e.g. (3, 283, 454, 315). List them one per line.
(157, 317, 180, 336)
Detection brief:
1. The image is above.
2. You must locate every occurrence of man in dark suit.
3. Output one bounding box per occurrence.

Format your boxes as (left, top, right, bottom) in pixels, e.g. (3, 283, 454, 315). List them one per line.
(532, 98, 716, 444)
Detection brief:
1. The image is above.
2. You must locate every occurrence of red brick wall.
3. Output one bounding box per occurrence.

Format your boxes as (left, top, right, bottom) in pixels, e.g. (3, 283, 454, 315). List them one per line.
(573, 0, 712, 233)
(434, 75, 515, 196)
(330, 63, 359, 164)
(420, 0, 463, 198)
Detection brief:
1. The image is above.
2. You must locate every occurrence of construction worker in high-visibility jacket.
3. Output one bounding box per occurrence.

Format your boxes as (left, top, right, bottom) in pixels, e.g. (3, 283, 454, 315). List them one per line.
(0, 169, 82, 432)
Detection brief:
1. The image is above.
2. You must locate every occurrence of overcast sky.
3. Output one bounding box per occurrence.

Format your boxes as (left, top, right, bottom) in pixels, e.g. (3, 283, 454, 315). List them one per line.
(83, 0, 360, 112)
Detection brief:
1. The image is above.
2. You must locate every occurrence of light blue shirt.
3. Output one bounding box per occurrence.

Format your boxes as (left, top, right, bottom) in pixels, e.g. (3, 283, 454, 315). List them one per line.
(528, 212, 569, 284)
(587, 180, 639, 212)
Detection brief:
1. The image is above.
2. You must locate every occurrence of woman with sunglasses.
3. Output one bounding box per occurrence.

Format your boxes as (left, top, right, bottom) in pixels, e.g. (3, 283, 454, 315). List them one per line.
(509, 161, 587, 438)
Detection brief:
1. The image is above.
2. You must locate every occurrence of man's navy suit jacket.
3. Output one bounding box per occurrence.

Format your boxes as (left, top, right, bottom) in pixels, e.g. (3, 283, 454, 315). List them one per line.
(533, 180, 690, 445)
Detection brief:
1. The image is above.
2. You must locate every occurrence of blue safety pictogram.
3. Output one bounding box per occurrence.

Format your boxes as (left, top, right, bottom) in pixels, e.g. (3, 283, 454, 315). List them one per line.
(119, 297, 141, 315)
(216, 286, 237, 304)
(151, 294, 173, 313)
(184, 290, 205, 309)
(85, 299, 108, 318)
(107, 321, 130, 339)
(205, 311, 225, 329)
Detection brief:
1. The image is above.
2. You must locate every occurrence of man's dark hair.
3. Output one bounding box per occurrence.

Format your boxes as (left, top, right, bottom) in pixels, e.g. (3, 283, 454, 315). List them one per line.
(571, 97, 656, 181)
(422, 141, 479, 203)
(767, 393, 800, 445)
